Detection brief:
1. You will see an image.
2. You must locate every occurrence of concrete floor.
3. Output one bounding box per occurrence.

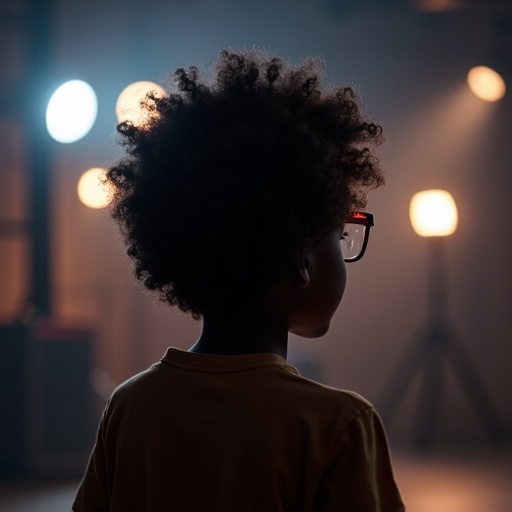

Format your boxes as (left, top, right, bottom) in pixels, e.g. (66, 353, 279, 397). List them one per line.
(0, 448, 511, 511)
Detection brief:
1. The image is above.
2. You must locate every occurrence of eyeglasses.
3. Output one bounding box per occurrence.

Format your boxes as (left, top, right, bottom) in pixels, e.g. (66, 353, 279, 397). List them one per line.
(341, 211, 374, 263)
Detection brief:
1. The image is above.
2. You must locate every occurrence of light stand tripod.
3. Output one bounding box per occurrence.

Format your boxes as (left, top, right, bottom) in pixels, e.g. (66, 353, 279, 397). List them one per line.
(377, 203, 504, 451)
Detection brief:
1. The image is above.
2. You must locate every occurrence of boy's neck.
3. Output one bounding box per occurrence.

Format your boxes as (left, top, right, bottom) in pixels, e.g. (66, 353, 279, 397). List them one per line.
(189, 303, 289, 359)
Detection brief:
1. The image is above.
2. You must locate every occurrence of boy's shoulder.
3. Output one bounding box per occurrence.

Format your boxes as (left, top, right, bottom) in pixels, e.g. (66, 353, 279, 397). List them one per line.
(105, 348, 376, 432)
(277, 367, 375, 423)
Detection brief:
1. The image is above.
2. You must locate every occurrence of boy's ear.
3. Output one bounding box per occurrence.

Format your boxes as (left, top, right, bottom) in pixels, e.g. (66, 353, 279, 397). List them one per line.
(295, 254, 311, 288)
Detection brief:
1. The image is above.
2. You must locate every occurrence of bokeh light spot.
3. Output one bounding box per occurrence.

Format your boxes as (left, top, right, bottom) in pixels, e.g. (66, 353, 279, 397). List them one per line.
(115, 81, 166, 125)
(77, 168, 112, 209)
(46, 80, 98, 143)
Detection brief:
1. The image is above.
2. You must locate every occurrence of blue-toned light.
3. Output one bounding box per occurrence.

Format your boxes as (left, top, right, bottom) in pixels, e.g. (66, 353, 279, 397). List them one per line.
(46, 80, 98, 143)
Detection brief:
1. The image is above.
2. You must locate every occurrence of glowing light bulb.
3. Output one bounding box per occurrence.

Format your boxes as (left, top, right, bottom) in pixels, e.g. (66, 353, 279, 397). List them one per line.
(116, 81, 166, 125)
(46, 80, 98, 143)
(467, 66, 506, 102)
(410, 189, 458, 237)
(77, 168, 112, 209)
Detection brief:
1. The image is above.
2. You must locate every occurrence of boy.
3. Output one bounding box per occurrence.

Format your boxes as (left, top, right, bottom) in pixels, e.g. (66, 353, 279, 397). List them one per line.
(73, 49, 405, 511)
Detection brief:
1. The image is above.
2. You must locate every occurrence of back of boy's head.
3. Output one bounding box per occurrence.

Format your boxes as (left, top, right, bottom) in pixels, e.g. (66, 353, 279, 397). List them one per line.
(107, 48, 385, 319)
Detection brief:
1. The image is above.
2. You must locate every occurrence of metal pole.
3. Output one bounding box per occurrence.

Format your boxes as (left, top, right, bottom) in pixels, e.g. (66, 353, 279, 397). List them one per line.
(24, 0, 57, 317)
(427, 237, 448, 324)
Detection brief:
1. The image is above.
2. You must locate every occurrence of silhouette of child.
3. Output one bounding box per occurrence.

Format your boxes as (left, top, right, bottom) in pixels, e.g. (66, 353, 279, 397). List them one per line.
(73, 48, 404, 512)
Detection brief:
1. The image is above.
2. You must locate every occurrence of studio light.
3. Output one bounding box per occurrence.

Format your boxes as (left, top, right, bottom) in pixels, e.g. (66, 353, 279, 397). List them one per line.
(378, 188, 504, 450)
(410, 189, 458, 237)
(77, 168, 111, 209)
(467, 66, 506, 102)
(115, 81, 166, 125)
(46, 80, 98, 143)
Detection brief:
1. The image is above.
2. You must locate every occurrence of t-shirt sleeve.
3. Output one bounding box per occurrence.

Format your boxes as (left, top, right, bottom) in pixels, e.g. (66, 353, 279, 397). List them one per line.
(72, 403, 111, 512)
(313, 407, 405, 512)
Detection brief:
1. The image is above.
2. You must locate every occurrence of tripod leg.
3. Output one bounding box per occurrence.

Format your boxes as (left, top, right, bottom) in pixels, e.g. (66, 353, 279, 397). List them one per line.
(377, 328, 430, 427)
(412, 324, 445, 451)
(444, 327, 505, 444)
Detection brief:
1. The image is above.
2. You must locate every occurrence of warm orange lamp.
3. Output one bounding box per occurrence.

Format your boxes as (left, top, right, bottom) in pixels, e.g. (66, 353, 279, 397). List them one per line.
(77, 168, 112, 209)
(467, 66, 506, 102)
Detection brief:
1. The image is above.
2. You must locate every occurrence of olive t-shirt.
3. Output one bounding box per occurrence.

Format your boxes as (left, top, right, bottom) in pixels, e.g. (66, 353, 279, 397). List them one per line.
(73, 348, 405, 511)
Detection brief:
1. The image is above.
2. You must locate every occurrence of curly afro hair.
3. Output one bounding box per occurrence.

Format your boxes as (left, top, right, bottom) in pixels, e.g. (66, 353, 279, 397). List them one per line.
(107, 48, 385, 319)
